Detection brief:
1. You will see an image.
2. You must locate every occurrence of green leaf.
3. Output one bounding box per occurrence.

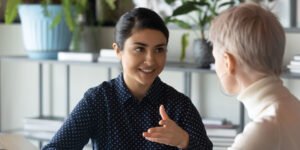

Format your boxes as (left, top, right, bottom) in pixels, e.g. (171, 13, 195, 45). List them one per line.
(165, 0, 176, 4)
(180, 33, 189, 62)
(5, 0, 20, 24)
(173, 2, 209, 16)
(218, 1, 235, 9)
(165, 18, 192, 29)
(41, 1, 50, 17)
(50, 12, 62, 29)
(78, 0, 88, 12)
(173, 3, 197, 16)
(62, 0, 75, 31)
(105, 0, 116, 10)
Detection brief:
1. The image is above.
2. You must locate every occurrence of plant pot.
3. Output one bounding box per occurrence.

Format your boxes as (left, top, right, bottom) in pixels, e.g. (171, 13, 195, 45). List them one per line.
(193, 39, 214, 68)
(18, 4, 72, 59)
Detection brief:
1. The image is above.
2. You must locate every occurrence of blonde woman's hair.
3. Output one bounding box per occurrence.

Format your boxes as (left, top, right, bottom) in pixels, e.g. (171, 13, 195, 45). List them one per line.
(209, 3, 285, 76)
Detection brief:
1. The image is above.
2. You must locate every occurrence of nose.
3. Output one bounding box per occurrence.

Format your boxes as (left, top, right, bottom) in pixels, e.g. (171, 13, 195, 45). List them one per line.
(144, 51, 155, 65)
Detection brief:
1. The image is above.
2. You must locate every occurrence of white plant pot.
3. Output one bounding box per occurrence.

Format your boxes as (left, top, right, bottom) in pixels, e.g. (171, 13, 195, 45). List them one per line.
(18, 4, 72, 59)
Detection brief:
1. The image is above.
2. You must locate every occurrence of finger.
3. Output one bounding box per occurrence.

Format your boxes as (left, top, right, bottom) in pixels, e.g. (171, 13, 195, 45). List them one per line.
(143, 132, 165, 139)
(142, 131, 151, 137)
(147, 127, 166, 134)
(159, 119, 170, 127)
(159, 105, 170, 120)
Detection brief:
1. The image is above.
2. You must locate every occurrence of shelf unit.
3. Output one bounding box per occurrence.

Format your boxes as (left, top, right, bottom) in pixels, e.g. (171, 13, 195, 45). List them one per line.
(3, 55, 300, 146)
(0, 56, 245, 133)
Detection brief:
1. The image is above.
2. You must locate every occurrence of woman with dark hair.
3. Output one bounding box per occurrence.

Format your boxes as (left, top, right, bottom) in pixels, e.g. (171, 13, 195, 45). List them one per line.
(43, 8, 212, 150)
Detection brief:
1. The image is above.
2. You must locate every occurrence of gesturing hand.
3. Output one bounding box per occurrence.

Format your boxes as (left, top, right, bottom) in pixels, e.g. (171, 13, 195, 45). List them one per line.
(142, 105, 189, 149)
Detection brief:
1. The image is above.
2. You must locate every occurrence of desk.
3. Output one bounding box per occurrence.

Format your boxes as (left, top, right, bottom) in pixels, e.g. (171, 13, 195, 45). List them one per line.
(0, 134, 37, 150)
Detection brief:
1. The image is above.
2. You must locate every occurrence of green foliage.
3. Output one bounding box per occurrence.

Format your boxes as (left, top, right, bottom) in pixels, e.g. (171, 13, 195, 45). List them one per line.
(180, 33, 189, 62)
(165, 0, 235, 40)
(5, 0, 21, 24)
(4, 0, 89, 32)
(105, 0, 116, 10)
(165, 0, 235, 61)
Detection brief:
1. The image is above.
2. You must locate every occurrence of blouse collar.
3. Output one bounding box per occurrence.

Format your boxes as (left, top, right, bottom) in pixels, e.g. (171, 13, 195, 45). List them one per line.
(115, 73, 164, 105)
(237, 76, 282, 119)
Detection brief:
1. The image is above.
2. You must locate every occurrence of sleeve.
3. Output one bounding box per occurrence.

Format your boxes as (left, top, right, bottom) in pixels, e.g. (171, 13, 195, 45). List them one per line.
(42, 90, 96, 150)
(177, 97, 213, 150)
(228, 119, 279, 150)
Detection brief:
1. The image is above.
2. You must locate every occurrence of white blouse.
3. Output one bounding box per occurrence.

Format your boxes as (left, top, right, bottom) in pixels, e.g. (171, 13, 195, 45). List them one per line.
(228, 76, 300, 150)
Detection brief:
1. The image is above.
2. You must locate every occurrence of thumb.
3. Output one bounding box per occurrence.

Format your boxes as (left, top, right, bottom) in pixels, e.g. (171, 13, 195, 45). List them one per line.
(159, 105, 170, 120)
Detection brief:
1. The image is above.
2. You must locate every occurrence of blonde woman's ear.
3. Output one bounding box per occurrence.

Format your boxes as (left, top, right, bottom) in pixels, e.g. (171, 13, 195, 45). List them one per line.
(112, 43, 122, 60)
(223, 52, 236, 74)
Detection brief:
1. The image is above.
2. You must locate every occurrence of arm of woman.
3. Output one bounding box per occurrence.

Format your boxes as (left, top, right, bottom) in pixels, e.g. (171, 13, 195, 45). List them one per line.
(42, 90, 97, 149)
(143, 103, 213, 150)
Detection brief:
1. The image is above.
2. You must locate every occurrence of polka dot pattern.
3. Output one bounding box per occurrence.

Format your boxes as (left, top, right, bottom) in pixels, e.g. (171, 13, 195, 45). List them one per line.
(42, 73, 212, 149)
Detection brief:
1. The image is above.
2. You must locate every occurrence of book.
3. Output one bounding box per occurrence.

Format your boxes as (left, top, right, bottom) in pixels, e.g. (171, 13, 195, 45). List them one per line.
(97, 57, 119, 63)
(213, 147, 227, 150)
(98, 48, 119, 62)
(290, 60, 300, 66)
(293, 55, 300, 61)
(203, 118, 227, 126)
(99, 49, 116, 57)
(287, 64, 300, 69)
(209, 136, 235, 143)
(206, 127, 238, 137)
(289, 68, 300, 74)
(23, 116, 64, 132)
(205, 124, 239, 137)
(23, 130, 56, 141)
(58, 52, 99, 62)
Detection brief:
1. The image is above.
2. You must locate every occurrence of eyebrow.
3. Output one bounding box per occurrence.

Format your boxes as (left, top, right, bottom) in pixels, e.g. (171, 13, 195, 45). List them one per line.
(133, 42, 167, 47)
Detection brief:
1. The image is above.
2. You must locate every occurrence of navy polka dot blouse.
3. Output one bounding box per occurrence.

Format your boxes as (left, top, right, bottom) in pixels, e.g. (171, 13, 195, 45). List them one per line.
(42, 73, 212, 150)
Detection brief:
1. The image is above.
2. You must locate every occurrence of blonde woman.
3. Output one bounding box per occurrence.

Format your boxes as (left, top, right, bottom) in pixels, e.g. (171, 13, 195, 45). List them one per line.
(209, 3, 300, 150)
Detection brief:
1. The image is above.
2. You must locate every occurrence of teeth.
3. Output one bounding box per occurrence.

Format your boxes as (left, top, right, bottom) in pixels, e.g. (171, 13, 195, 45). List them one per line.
(141, 69, 154, 73)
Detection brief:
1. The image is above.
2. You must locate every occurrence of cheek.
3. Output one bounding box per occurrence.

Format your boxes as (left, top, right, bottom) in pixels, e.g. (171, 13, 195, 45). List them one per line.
(157, 54, 166, 65)
(121, 53, 137, 69)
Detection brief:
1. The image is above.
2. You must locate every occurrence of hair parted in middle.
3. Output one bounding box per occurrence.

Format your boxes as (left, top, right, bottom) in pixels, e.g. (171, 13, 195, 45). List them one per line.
(114, 7, 169, 50)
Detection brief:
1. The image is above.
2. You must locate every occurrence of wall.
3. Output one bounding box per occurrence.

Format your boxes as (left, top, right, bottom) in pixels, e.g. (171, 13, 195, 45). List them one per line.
(1, 25, 300, 132)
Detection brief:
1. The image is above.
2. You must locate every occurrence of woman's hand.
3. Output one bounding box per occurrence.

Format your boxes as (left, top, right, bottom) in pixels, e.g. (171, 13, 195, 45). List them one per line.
(142, 105, 189, 149)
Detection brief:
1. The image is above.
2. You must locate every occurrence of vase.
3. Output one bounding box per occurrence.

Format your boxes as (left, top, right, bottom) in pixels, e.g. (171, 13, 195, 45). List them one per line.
(18, 4, 72, 59)
(193, 39, 214, 68)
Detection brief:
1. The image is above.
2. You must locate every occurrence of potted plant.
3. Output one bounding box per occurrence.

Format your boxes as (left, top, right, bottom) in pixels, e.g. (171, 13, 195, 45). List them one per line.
(164, 0, 235, 68)
(97, 0, 134, 26)
(4, 0, 90, 59)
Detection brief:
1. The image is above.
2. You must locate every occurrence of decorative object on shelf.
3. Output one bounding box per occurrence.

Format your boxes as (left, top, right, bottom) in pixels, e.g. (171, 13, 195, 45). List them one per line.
(164, 0, 235, 68)
(4, 0, 90, 59)
(69, 0, 99, 53)
(96, 0, 134, 26)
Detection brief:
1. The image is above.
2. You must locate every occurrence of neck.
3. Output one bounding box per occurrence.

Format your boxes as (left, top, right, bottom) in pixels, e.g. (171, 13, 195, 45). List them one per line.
(127, 82, 151, 101)
(236, 69, 268, 94)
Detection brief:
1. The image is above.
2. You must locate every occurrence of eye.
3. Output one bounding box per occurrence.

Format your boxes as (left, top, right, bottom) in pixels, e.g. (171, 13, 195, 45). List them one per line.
(134, 47, 144, 53)
(155, 47, 166, 53)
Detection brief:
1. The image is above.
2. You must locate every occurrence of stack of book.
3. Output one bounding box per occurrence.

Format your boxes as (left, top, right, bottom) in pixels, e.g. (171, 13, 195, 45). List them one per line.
(98, 49, 119, 62)
(57, 49, 119, 63)
(203, 118, 239, 150)
(287, 54, 300, 74)
(23, 116, 64, 140)
(58, 51, 99, 62)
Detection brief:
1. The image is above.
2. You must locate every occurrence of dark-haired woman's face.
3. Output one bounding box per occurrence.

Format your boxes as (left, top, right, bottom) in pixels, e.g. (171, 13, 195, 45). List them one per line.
(116, 29, 167, 89)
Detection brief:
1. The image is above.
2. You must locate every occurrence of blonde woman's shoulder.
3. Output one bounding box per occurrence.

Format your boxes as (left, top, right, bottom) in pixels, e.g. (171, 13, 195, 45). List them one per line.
(228, 117, 279, 150)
